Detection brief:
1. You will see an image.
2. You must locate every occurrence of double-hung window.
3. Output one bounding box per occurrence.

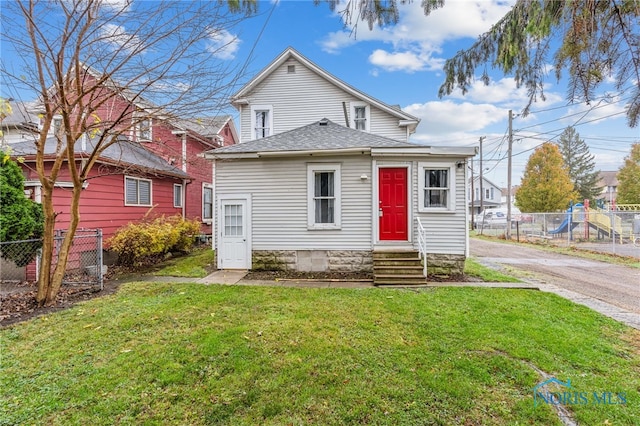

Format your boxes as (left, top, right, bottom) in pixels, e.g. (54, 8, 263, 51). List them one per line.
(202, 184, 213, 222)
(125, 176, 152, 206)
(307, 164, 341, 229)
(173, 184, 183, 208)
(250, 105, 273, 140)
(133, 114, 152, 142)
(418, 163, 455, 212)
(350, 102, 370, 131)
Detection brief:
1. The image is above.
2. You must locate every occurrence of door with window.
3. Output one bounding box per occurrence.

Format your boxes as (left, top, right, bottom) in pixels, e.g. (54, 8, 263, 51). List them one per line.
(219, 198, 250, 269)
(378, 167, 408, 241)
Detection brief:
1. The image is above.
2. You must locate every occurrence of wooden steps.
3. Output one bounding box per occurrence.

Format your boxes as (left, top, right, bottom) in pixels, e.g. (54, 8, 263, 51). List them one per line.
(373, 250, 426, 286)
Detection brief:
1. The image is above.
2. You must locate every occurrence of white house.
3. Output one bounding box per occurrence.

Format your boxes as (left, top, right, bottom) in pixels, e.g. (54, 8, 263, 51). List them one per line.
(206, 48, 476, 282)
(468, 176, 502, 215)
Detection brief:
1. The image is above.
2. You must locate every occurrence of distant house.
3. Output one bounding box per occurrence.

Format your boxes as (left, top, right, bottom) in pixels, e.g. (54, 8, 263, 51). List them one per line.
(467, 176, 502, 215)
(205, 48, 476, 281)
(597, 171, 618, 205)
(0, 101, 40, 144)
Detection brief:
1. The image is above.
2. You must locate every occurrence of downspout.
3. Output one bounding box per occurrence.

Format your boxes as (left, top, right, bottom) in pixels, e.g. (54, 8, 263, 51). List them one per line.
(182, 178, 188, 219)
(181, 133, 187, 173)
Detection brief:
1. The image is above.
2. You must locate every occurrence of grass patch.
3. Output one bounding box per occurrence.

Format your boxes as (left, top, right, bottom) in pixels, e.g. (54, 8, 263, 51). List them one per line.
(464, 257, 522, 282)
(2, 283, 639, 425)
(152, 248, 216, 278)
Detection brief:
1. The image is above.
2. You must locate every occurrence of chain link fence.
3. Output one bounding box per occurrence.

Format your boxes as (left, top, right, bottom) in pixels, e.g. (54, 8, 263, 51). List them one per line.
(474, 211, 640, 259)
(0, 229, 104, 289)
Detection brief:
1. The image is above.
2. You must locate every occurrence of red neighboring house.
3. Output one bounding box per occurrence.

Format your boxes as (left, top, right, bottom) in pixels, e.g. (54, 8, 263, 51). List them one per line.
(6, 65, 238, 239)
(9, 112, 237, 240)
(12, 135, 190, 239)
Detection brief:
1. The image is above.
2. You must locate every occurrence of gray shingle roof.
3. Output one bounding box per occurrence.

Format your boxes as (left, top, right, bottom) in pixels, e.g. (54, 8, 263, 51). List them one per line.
(209, 119, 419, 155)
(10, 135, 189, 179)
(173, 115, 231, 139)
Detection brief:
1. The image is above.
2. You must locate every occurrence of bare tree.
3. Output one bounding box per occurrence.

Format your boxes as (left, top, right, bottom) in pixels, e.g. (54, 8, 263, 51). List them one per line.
(0, 0, 255, 305)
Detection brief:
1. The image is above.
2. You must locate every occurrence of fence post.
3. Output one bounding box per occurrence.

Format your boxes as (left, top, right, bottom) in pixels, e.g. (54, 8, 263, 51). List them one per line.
(97, 229, 104, 290)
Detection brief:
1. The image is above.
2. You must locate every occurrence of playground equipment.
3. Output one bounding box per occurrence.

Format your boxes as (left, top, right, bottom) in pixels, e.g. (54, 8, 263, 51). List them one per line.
(548, 201, 623, 242)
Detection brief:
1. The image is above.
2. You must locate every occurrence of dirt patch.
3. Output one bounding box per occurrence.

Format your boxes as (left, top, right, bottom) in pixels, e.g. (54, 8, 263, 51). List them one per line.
(244, 270, 373, 281)
(1, 281, 121, 328)
(244, 270, 480, 283)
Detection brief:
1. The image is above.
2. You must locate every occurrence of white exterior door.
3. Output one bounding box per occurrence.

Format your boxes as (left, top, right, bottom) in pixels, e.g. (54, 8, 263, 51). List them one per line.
(218, 198, 250, 269)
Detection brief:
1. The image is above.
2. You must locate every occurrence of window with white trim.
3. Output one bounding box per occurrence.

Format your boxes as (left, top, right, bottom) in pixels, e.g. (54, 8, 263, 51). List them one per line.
(350, 102, 370, 131)
(133, 114, 152, 142)
(250, 105, 273, 140)
(173, 184, 183, 208)
(307, 164, 341, 229)
(125, 176, 152, 206)
(418, 163, 455, 212)
(202, 184, 213, 221)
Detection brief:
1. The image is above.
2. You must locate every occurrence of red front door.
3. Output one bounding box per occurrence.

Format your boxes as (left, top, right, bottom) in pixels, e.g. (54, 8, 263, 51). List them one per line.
(379, 167, 408, 241)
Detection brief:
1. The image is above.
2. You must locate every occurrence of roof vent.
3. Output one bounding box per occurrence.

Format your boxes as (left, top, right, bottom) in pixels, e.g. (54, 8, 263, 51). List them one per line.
(319, 118, 329, 126)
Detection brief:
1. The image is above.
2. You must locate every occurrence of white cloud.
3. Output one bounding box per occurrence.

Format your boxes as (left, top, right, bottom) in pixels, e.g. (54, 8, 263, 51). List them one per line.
(369, 49, 442, 73)
(405, 100, 507, 140)
(100, 23, 140, 53)
(563, 95, 629, 126)
(320, 0, 515, 72)
(98, 0, 131, 13)
(207, 29, 240, 60)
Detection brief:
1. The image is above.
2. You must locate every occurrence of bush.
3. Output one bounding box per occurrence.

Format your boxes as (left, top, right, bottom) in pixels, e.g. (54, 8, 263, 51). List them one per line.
(108, 216, 201, 266)
(0, 151, 44, 266)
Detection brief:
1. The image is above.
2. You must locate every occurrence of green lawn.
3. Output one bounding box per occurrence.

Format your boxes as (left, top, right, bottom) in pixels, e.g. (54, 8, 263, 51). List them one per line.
(1, 283, 638, 425)
(151, 248, 216, 278)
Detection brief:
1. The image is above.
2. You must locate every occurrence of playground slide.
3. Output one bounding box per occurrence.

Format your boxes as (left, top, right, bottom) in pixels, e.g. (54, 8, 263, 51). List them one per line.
(548, 217, 580, 235)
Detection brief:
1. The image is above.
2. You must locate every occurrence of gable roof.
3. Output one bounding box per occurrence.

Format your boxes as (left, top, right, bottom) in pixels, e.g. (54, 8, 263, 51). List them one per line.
(10, 135, 189, 179)
(231, 47, 420, 134)
(598, 170, 618, 187)
(173, 115, 237, 144)
(205, 119, 476, 159)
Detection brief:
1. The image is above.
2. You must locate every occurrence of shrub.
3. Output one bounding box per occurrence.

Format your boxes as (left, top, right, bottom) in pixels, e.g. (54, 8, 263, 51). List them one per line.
(109, 216, 201, 266)
(0, 151, 44, 266)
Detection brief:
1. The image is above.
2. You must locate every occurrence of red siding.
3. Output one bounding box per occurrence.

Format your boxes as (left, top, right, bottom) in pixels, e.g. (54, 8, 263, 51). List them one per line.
(23, 164, 182, 240)
(34, 71, 225, 238)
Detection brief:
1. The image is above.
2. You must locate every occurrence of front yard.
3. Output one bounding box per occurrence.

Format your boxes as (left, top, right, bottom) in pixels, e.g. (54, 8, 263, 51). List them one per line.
(1, 283, 638, 425)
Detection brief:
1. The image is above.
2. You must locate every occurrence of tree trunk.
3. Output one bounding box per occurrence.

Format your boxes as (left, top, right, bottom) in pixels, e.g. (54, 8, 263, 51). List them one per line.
(36, 176, 83, 306)
(36, 184, 56, 305)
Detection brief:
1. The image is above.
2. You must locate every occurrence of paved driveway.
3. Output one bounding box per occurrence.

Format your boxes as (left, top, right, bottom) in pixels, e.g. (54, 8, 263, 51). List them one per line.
(470, 238, 640, 316)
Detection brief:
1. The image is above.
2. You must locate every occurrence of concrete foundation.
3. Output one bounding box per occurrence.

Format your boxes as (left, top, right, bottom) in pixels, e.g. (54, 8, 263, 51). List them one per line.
(251, 249, 464, 276)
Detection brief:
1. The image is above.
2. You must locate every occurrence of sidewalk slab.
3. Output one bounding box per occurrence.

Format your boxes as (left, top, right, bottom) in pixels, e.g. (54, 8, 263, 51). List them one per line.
(198, 270, 248, 285)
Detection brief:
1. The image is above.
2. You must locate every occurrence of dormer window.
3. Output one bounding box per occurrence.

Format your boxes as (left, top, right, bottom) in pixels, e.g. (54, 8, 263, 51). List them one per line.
(350, 102, 370, 132)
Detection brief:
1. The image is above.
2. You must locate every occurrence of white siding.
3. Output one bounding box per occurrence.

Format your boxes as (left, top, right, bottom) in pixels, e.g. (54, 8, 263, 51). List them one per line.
(395, 157, 467, 255)
(240, 58, 407, 142)
(215, 155, 373, 251)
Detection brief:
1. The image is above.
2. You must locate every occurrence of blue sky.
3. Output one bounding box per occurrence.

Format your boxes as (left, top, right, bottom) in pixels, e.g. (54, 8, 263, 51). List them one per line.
(3, 0, 638, 188)
(230, 0, 639, 188)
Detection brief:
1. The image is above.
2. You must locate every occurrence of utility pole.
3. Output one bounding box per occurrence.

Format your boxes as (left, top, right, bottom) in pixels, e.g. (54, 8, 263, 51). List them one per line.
(479, 136, 485, 231)
(506, 110, 513, 240)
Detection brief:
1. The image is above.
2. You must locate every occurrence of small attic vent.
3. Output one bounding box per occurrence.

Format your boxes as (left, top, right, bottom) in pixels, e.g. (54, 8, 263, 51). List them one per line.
(287, 65, 295, 73)
(319, 119, 329, 126)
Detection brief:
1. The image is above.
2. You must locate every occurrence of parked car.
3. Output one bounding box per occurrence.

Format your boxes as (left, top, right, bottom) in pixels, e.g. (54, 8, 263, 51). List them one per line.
(475, 210, 507, 227)
(475, 207, 531, 227)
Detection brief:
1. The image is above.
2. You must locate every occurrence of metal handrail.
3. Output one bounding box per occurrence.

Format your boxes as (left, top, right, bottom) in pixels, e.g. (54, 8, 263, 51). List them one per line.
(417, 218, 427, 277)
